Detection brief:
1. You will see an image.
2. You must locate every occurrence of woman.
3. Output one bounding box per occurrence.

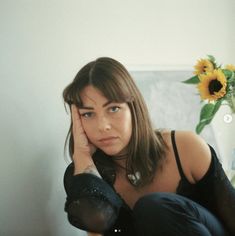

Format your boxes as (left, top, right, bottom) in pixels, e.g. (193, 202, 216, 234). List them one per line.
(63, 57, 235, 236)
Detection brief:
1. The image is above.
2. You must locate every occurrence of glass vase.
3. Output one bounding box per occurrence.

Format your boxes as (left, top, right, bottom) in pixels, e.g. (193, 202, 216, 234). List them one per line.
(211, 103, 235, 180)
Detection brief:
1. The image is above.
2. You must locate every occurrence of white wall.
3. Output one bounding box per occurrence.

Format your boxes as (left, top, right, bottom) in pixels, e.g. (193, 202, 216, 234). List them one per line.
(0, 0, 234, 235)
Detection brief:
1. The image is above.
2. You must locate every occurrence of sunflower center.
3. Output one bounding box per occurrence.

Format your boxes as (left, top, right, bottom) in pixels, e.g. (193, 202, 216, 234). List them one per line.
(208, 79, 222, 94)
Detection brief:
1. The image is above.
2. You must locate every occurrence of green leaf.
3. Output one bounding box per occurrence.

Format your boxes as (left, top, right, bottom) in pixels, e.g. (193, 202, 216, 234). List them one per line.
(196, 100, 222, 134)
(196, 122, 207, 134)
(222, 69, 233, 79)
(199, 103, 215, 122)
(225, 70, 235, 83)
(182, 75, 200, 84)
(207, 55, 215, 63)
(213, 99, 222, 114)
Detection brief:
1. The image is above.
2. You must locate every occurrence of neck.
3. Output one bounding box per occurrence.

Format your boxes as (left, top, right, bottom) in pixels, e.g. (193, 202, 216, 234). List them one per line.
(111, 154, 127, 160)
(112, 157, 127, 173)
(111, 152, 128, 163)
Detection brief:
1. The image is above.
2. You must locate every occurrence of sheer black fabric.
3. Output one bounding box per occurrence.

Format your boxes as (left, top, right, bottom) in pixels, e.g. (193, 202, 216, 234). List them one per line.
(64, 169, 122, 233)
(64, 131, 235, 235)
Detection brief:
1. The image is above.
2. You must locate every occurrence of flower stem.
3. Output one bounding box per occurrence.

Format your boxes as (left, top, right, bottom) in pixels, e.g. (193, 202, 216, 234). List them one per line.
(227, 88, 235, 113)
(231, 94, 235, 113)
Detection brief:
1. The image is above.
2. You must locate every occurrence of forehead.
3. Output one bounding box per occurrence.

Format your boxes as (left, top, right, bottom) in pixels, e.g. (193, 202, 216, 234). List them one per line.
(80, 86, 108, 105)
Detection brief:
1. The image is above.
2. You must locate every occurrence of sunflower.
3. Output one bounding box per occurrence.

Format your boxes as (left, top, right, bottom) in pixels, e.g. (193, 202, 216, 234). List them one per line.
(197, 69, 227, 101)
(194, 59, 214, 75)
(225, 64, 235, 71)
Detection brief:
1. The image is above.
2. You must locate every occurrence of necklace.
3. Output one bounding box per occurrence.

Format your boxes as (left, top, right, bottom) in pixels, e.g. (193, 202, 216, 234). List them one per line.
(114, 161, 141, 187)
(111, 154, 127, 161)
(127, 171, 141, 186)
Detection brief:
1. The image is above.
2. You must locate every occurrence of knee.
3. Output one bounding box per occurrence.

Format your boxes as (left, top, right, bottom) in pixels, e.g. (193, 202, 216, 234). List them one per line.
(132, 193, 182, 235)
(133, 192, 178, 222)
(132, 193, 216, 236)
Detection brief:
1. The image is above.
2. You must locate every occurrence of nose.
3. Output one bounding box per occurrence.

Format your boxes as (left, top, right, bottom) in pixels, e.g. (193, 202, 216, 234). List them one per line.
(97, 115, 111, 132)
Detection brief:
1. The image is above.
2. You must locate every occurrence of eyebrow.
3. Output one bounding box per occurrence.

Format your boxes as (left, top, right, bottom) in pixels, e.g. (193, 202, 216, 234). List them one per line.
(78, 101, 113, 110)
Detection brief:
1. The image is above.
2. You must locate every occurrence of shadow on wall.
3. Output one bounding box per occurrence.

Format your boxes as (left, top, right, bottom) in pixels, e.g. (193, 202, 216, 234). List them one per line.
(25, 150, 55, 236)
(0, 147, 55, 236)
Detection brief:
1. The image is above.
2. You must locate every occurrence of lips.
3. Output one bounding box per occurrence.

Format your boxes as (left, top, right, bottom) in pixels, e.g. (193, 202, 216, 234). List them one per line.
(98, 136, 118, 145)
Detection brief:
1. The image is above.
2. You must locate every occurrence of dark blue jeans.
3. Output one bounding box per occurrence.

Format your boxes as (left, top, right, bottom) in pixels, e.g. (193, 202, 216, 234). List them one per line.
(132, 193, 228, 236)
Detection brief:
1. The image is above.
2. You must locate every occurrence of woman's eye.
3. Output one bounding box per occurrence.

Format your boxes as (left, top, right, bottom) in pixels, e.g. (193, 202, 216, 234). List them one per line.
(81, 112, 93, 118)
(109, 106, 120, 113)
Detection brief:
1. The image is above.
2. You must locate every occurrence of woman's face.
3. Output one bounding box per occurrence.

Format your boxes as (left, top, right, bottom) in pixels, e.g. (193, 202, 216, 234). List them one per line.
(78, 85, 132, 156)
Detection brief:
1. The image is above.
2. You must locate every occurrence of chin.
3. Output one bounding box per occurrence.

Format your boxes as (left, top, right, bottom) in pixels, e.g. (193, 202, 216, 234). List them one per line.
(100, 147, 123, 156)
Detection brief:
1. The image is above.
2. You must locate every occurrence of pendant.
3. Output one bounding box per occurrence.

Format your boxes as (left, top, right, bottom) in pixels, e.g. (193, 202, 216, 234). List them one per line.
(127, 171, 141, 186)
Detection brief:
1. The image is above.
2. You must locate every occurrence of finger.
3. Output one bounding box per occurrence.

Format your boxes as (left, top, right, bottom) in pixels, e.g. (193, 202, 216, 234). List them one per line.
(71, 105, 84, 135)
(72, 105, 83, 126)
(71, 104, 79, 122)
(71, 105, 80, 132)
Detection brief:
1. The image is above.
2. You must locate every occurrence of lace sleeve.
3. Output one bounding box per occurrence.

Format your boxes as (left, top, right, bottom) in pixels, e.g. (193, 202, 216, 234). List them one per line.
(196, 145, 235, 235)
(63, 163, 122, 234)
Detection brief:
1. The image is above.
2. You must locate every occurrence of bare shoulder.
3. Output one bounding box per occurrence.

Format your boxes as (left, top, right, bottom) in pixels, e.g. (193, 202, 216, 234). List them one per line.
(159, 129, 212, 183)
(173, 130, 212, 182)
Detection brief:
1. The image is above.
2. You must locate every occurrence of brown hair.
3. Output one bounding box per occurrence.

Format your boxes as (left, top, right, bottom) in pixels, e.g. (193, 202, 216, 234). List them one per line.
(63, 57, 168, 187)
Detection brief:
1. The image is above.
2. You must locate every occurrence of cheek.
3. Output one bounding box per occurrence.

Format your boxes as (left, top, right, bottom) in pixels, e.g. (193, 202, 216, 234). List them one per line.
(120, 111, 132, 136)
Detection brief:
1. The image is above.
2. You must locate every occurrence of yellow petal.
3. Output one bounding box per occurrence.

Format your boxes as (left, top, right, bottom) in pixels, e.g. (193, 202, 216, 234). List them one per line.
(194, 59, 214, 75)
(197, 69, 227, 101)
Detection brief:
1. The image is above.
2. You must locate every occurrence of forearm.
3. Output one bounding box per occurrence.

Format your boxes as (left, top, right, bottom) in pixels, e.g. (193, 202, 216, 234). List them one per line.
(64, 172, 122, 233)
(73, 153, 101, 178)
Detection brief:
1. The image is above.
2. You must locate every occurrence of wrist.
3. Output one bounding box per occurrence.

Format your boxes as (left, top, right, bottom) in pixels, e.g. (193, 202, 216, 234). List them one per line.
(74, 163, 101, 177)
(73, 153, 96, 175)
(73, 151, 92, 160)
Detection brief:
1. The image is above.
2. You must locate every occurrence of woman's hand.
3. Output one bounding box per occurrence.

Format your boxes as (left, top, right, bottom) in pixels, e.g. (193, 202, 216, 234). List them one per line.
(71, 104, 96, 157)
(71, 105, 99, 176)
